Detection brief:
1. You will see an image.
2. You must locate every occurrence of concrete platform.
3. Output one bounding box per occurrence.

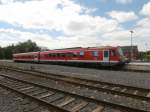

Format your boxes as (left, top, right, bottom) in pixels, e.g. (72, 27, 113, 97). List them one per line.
(129, 62, 150, 66)
(124, 62, 150, 72)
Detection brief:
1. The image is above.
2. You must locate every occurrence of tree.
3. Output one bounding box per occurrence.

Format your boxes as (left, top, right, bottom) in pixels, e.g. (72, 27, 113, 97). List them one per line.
(0, 40, 43, 59)
(13, 40, 41, 53)
(0, 47, 4, 59)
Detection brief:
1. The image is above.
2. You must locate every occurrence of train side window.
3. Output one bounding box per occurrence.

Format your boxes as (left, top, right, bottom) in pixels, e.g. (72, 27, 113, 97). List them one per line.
(67, 53, 72, 57)
(52, 54, 56, 57)
(62, 53, 65, 57)
(57, 53, 60, 57)
(48, 54, 51, 57)
(92, 51, 98, 57)
(73, 53, 77, 57)
(79, 51, 84, 57)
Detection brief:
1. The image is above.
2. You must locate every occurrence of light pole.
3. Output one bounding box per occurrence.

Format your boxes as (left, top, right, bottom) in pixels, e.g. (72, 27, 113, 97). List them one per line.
(130, 30, 134, 61)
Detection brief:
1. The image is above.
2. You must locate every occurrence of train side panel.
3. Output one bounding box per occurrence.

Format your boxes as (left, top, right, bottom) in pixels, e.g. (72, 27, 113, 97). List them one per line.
(13, 46, 126, 66)
(13, 52, 40, 63)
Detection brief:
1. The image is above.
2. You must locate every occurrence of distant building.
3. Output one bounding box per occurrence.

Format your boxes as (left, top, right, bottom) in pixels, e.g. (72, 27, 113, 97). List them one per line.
(120, 46, 139, 60)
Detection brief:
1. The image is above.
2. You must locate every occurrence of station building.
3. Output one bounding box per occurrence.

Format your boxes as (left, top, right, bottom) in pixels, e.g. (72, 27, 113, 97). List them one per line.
(120, 46, 139, 60)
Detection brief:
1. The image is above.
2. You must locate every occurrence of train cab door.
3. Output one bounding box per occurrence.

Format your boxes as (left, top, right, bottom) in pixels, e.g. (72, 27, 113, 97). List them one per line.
(103, 50, 109, 62)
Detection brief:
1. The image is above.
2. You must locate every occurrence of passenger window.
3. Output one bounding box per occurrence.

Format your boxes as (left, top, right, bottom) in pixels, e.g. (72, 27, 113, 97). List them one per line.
(92, 51, 98, 57)
(62, 53, 65, 57)
(79, 51, 84, 57)
(73, 53, 77, 57)
(52, 54, 56, 57)
(48, 54, 51, 57)
(57, 53, 60, 57)
(60, 53, 65, 57)
(66, 53, 71, 57)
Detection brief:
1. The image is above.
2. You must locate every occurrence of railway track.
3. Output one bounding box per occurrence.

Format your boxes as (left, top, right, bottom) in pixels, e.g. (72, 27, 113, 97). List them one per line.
(0, 74, 105, 112)
(4, 67, 150, 101)
(0, 67, 150, 111)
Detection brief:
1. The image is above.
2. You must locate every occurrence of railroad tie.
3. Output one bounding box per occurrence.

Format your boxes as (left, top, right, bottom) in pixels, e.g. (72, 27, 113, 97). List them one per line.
(92, 105, 104, 112)
(70, 101, 88, 112)
(57, 97, 75, 107)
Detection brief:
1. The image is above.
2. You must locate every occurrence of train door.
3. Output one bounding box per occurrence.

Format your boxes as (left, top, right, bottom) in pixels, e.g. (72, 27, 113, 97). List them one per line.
(103, 50, 109, 62)
(34, 54, 39, 62)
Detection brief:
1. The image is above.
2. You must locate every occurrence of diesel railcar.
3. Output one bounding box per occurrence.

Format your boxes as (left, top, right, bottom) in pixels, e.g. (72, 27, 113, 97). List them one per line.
(13, 46, 126, 66)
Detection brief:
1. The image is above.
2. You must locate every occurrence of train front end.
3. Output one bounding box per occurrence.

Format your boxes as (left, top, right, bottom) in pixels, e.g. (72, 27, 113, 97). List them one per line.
(117, 47, 128, 65)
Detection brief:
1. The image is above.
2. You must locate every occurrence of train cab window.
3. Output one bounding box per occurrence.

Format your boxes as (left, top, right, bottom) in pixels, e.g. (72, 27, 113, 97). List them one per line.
(92, 51, 98, 57)
(79, 51, 84, 57)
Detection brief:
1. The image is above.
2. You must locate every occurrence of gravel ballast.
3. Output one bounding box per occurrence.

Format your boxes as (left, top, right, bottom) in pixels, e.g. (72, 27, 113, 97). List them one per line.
(0, 61, 150, 89)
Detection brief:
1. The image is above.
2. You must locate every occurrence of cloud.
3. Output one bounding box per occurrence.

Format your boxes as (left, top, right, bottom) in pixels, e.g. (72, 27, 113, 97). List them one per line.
(108, 11, 138, 23)
(0, 28, 103, 49)
(115, 0, 132, 4)
(0, 0, 121, 49)
(0, 0, 120, 35)
(137, 18, 150, 28)
(0, 0, 149, 51)
(0, 0, 84, 30)
(0, 0, 40, 4)
(140, 1, 150, 17)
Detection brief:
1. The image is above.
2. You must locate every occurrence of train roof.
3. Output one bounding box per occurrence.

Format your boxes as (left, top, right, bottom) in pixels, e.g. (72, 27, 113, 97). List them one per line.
(41, 46, 118, 53)
(13, 46, 119, 55)
(13, 51, 39, 56)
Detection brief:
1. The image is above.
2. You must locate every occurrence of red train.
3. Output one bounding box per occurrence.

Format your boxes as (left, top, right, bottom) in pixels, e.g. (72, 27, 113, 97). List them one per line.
(13, 46, 127, 66)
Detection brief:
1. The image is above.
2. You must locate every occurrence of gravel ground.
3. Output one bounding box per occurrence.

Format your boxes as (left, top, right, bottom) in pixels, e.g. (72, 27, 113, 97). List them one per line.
(2, 71, 150, 111)
(0, 86, 51, 112)
(0, 61, 150, 90)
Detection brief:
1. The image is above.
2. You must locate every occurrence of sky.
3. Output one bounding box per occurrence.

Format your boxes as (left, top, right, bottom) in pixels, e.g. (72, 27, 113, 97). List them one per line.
(0, 0, 150, 51)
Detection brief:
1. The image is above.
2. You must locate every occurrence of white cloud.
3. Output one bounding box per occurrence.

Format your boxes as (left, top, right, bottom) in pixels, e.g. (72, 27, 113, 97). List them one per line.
(0, 0, 39, 4)
(0, 28, 103, 49)
(140, 1, 150, 17)
(0, 0, 149, 51)
(134, 17, 150, 51)
(137, 18, 150, 28)
(0, 0, 119, 35)
(115, 0, 132, 4)
(108, 11, 138, 23)
(0, 0, 121, 49)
